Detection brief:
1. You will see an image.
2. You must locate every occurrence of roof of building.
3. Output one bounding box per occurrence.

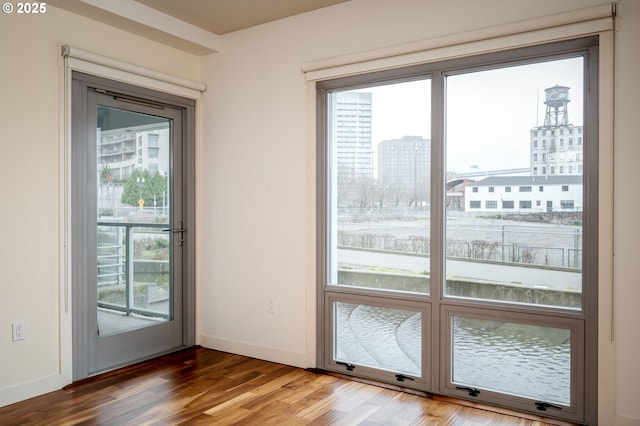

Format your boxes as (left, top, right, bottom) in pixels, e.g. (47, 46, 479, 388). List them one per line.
(468, 175, 583, 186)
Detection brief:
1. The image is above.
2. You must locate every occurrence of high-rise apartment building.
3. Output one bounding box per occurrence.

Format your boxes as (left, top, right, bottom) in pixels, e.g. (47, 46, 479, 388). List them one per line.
(98, 124, 170, 180)
(377, 135, 431, 205)
(530, 85, 583, 176)
(331, 91, 373, 179)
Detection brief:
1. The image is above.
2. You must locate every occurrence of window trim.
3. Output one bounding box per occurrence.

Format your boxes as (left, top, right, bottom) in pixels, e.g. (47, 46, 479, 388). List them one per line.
(62, 45, 205, 99)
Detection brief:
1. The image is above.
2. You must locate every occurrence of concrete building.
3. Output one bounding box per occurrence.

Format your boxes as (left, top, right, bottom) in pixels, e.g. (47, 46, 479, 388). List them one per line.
(462, 84, 585, 214)
(465, 175, 582, 213)
(331, 91, 373, 179)
(530, 85, 584, 176)
(377, 135, 431, 206)
(98, 125, 170, 180)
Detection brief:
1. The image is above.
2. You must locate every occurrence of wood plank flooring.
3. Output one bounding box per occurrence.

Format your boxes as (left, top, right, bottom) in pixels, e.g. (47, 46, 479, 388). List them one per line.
(0, 347, 563, 425)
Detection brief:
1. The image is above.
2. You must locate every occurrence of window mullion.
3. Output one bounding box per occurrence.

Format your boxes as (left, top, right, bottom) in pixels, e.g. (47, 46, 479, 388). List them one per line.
(430, 70, 445, 392)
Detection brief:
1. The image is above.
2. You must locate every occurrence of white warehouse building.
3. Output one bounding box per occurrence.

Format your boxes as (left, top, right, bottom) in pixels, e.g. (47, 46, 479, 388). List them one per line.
(465, 175, 582, 213)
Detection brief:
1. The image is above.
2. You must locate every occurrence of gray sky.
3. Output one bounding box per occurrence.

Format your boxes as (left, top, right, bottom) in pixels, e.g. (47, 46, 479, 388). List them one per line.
(358, 56, 584, 174)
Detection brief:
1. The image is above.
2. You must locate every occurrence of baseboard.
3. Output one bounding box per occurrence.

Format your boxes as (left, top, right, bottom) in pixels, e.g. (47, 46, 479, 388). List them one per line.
(614, 414, 640, 426)
(0, 374, 66, 408)
(198, 333, 308, 368)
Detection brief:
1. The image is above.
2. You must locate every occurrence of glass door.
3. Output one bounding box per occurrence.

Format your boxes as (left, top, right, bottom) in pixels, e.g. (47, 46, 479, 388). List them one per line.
(96, 105, 173, 334)
(72, 73, 193, 378)
(92, 97, 183, 373)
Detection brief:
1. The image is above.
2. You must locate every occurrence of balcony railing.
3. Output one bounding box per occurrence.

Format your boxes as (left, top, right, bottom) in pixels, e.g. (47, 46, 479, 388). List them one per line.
(97, 222, 171, 320)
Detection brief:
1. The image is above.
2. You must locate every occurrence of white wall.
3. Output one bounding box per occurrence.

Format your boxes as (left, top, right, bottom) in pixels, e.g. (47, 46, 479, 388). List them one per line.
(612, 1, 640, 423)
(198, 0, 639, 424)
(0, 6, 200, 406)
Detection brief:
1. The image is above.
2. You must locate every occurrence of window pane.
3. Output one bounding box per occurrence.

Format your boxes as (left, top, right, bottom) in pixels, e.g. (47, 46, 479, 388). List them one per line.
(97, 225, 170, 334)
(452, 316, 571, 405)
(96, 106, 172, 333)
(328, 80, 431, 294)
(335, 301, 422, 376)
(444, 58, 583, 309)
(97, 106, 170, 224)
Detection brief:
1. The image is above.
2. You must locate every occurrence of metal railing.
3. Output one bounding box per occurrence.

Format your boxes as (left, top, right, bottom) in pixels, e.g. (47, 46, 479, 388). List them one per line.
(338, 224, 582, 269)
(97, 222, 171, 319)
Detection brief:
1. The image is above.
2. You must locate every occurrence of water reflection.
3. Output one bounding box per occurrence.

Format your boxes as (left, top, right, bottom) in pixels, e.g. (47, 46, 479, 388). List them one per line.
(335, 302, 421, 376)
(334, 303, 571, 405)
(453, 317, 570, 405)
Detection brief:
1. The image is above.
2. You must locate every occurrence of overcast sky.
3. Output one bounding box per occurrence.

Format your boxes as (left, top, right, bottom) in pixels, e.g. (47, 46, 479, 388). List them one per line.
(356, 56, 584, 174)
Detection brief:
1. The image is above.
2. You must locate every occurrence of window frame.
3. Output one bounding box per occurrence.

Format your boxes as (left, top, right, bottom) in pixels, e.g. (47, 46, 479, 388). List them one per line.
(317, 36, 598, 424)
(324, 292, 432, 387)
(440, 305, 585, 419)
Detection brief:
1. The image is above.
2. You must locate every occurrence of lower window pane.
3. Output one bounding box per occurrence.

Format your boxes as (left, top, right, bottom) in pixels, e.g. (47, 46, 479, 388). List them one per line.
(452, 316, 571, 405)
(335, 301, 421, 376)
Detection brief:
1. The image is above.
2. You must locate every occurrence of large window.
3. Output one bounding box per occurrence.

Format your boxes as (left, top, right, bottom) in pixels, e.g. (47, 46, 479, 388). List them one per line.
(317, 37, 598, 424)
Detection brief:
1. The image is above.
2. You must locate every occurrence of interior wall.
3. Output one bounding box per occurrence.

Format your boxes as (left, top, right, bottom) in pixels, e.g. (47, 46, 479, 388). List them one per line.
(198, 0, 639, 424)
(612, 1, 640, 424)
(0, 6, 200, 407)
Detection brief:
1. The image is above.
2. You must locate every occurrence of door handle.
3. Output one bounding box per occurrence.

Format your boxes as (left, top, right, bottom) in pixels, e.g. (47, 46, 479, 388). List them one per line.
(163, 221, 185, 246)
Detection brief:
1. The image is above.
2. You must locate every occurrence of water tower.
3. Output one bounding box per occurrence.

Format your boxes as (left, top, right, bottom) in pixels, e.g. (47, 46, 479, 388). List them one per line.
(543, 84, 570, 127)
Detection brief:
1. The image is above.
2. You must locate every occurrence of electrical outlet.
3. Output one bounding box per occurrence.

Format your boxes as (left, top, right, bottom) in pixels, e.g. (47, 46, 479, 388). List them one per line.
(12, 320, 25, 342)
(267, 297, 275, 313)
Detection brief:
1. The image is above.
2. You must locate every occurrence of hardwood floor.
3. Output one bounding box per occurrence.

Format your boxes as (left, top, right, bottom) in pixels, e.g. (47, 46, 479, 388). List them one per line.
(0, 347, 563, 425)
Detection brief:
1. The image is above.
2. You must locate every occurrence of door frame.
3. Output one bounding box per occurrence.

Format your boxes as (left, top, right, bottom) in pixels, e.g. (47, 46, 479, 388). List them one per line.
(69, 71, 196, 380)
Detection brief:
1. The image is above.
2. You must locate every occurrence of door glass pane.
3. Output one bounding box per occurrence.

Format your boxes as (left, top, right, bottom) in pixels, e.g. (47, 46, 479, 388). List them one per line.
(328, 79, 431, 294)
(451, 316, 571, 405)
(335, 301, 422, 376)
(96, 106, 172, 335)
(444, 58, 584, 309)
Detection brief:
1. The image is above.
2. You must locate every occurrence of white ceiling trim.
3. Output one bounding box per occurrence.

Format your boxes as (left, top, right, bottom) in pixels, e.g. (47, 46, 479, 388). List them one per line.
(72, 0, 222, 55)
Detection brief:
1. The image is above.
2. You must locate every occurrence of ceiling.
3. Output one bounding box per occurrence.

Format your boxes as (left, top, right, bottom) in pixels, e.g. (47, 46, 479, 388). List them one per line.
(46, 0, 351, 55)
(133, 0, 350, 35)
